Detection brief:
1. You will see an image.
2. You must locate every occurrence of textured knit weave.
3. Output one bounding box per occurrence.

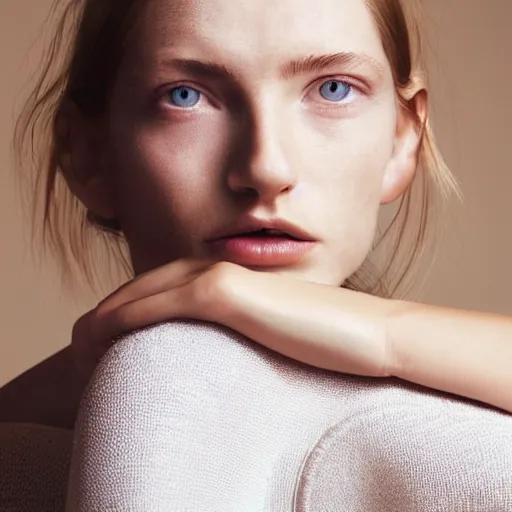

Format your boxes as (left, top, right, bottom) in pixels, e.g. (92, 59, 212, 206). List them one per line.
(64, 320, 512, 511)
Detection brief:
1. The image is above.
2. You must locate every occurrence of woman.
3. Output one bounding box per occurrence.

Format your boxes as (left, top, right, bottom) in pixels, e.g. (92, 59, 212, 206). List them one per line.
(1, 0, 511, 432)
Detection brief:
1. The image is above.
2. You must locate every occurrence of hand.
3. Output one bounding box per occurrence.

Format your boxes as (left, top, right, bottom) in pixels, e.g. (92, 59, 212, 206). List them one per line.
(71, 257, 393, 383)
(70, 258, 236, 382)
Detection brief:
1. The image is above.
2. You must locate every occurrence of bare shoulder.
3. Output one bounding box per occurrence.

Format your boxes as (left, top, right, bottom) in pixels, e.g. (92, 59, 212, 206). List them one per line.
(0, 348, 85, 430)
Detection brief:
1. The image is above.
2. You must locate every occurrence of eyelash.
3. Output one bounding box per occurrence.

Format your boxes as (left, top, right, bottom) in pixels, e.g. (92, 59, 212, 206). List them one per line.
(159, 76, 366, 113)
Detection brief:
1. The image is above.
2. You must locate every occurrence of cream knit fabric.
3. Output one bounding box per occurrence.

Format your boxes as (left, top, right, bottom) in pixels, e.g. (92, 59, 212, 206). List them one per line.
(2, 320, 511, 511)
(65, 321, 512, 511)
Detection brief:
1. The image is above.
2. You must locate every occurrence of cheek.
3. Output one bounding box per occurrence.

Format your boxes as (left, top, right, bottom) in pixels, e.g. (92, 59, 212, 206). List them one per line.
(312, 115, 394, 210)
(106, 118, 230, 231)
(305, 113, 396, 271)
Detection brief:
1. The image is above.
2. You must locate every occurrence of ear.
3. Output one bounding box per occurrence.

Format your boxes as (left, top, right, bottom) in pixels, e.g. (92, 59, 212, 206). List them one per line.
(380, 89, 427, 205)
(55, 100, 117, 221)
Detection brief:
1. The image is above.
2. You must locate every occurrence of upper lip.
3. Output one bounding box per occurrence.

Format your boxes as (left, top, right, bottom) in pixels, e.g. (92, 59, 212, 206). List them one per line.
(207, 216, 317, 242)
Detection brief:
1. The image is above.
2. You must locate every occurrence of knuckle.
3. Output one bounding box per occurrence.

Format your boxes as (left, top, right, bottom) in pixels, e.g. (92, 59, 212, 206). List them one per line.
(204, 261, 234, 291)
(85, 303, 117, 343)
(211, 260, 237, 278)
(92, 301, 110, 322)
(72, 310, 96, 343)
(104, 304, 129, 332)
(194, 261, 236, 314)
(87, 309, 105, 338)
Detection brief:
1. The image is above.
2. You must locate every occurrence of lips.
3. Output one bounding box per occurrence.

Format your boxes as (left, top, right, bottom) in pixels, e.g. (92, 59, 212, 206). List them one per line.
(207, 217, 316, 243)
(206, 233, 316, 267)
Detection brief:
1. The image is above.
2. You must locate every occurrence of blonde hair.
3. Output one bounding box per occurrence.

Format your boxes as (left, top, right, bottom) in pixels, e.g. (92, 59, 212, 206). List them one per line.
(13, 0, 461, 300)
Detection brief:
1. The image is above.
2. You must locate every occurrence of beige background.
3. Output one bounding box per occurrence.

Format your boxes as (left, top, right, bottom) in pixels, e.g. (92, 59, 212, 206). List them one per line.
(0, 0, 511, 386)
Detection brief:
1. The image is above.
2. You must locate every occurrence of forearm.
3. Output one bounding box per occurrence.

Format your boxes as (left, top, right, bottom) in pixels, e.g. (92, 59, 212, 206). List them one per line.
(387, 300, 512, 413)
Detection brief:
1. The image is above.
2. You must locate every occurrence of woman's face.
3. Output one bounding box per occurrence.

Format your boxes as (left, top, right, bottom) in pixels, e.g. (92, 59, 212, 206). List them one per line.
(99, 0, 415, 286)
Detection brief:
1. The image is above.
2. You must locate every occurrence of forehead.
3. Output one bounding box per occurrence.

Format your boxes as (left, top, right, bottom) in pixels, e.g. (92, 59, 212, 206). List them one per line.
(128, 0, 389, 78)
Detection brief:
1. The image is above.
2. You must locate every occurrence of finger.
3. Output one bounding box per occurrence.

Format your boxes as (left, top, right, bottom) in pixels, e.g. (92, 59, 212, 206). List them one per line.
(94, 281, 209, 344)
(70, 281, 200, 381)
(70, 311, 105, 379)
(97, 257, 217, 314)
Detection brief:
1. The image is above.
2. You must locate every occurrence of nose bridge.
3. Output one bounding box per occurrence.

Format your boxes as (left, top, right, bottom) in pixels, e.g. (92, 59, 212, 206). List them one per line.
(228, 89, 298, 200)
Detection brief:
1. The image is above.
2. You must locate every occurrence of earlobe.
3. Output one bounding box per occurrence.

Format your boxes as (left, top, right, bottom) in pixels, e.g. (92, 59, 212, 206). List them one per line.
(380, 89, 427, 205)
(56, 100, 117, 221)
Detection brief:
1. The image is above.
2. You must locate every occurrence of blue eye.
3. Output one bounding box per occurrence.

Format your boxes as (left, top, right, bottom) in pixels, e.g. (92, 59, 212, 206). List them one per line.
(168, 86, 201, 108)
(319, 80, 352, 102)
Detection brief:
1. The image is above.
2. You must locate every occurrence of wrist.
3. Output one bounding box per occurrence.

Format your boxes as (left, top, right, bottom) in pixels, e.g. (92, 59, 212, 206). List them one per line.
(382, 298, 411, 378)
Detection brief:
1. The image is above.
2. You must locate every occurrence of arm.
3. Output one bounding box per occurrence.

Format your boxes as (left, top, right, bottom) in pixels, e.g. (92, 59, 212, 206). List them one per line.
(67, 259, 512, 416)
(220, 270, 512, 414)
(387, 300, 512, 414)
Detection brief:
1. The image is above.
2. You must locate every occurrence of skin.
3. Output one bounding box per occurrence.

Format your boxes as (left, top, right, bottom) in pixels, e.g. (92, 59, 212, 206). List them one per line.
(0, 0, 424, 429)
(71, 0, 422, 284)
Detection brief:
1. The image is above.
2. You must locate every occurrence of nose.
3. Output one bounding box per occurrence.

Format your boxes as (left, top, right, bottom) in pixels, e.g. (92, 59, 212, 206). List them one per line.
(226, 98, 298, 204)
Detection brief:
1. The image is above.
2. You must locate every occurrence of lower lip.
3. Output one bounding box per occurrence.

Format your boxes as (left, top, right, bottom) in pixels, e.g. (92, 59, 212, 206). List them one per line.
(207, 236, 317, 266)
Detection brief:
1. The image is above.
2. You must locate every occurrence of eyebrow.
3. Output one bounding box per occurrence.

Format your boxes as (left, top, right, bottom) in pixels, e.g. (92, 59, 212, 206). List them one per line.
(159, 52, 385, 81)
(281, 52, 385, 79)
